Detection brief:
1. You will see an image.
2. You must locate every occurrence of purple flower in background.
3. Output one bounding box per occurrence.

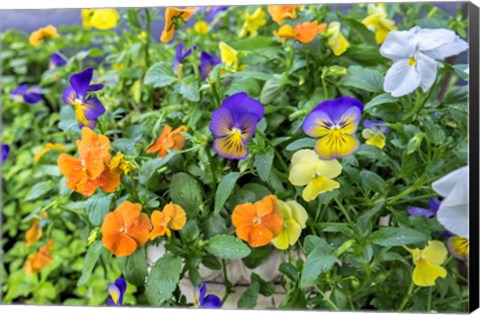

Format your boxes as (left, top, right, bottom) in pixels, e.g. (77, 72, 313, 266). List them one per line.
(407, 198, 441, 218)
(209, 92, 264, 160)
(199, 51, 221, 80)
(62, 68, 106, 129)
(107, 277, 127, 306)
(49, 52, 67, 69)
(173, 43, 196, 76)
(1, 144, 10, 163)
(10, 84, 43, 105)
(197, 6, 229, 23)
(363, 119, 390, 134)
(194, 283, 222, 308)
(362, 119, 390, 149)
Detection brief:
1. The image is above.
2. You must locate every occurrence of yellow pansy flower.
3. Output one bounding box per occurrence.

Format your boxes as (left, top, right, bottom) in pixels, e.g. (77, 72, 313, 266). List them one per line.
(34, 143, 65, 162)
(29, 25, 60, 46)
(271, 200, 308, 250)
(447, 236, 469, 261)
(82, 9, 120, 30)
(325, 22, 350, 56)
(240, 8, 267, 38)
(361, 4, 397, 44)
(194, 21, 209, 34)
(108, 153, 136, 175)
(409, 240, 448, 287)
(219, 42, 242, 72)
(362, 129, 386, 149)
(288, 149, 342, 202)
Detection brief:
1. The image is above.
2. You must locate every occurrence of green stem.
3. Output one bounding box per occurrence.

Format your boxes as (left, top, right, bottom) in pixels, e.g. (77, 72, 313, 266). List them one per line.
(143, 8, 151, 69)
(210, 81, 221, 107)
(321, 72, 328, 99)
(397, 279, 415, 311)
(313, 285, 340, 311)
(427, 286, 433, 312)
(221, 259, 233, 303)
(205, 147, 218, 190)
(333, 196, 353, 224)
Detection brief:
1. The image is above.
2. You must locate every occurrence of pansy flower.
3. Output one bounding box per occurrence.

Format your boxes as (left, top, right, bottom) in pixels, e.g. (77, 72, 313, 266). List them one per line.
(239, 8, 267, 38)
(219, 42, 242, 72)
(194, 21, 209, 34)
(1, 144, 10, 163)
(29, 25, 59, 46)
(173, 43, 196, 77)
(107, 277, 127, 306)
(407, 198, 440, 218)
(289, 149, 342, 202)
(50, 52, 67, 69)
(149, 203, 187, 239)
(10, 84, 43, 105)
(303, 96, 364, 160)
(82, 9, 120, 30)
(325, 22, 350, 56)
(24, 243, 53, 275)
(199, 51, 221, 80)
(58, 127, 121, 197)
(362, 4, 397, 44)
(25, 219, 43, 246)
(271, 200, 308, 250)
(146, 125, 187, 157)
(274, 21, 327, 44)
(447, 235, 469, 261)
(62, 68, 106, 129)
(161, 7, 198, 43)
(34, 143, 64, 162)
(232, 195, 283, 248)
(209, 92, 264, 160)
(408, 240, 448, 287)
(267, 5, 301, 24)
(102, 201, 152, 257)
(194, 283, 222, 308)
(108, 153, 136, 175)
(362, 119, 390, 149)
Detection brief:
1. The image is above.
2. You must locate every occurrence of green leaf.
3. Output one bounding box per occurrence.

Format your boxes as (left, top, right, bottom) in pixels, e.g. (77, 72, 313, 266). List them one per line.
(169, 172, 203, 218)
(286, 138, 316, 151)
(179, 79, 200, 102)
(146, 253, 183, 306)
(251, 273, 275, 296)
(206, 235, 251, 259)
(225, 77, 261, 96)
(300, 248, 337, 288)
(359, 170, 385, 193)
(342, 66, 384, 92)
(254, 150, 274, 182)
(214, 172, 241, 215)
(238, 282, 260, 309)
(181, 220, 201, 241)
(279, 262, 298, 281)
(357, 198, 385, 232)
(111, 138, 138, 155)
(144, 62, 177, 88)
(242, 246, 273, 269)
(365, 93, 398, 110)
(117, 247, 148, 286)
(26, 181, 54, 201)
(260, 74, 289, 104)
(139, 154, 176, 184)
(77, 242, 105, 286)
(201, 214, 227, 239)
(369, 227, 429, 247)
(303, 235, 333, 254)
(85, 194, 113, 226)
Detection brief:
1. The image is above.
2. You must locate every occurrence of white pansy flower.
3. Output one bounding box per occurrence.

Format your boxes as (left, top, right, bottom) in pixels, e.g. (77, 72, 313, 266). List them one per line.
(432, 166, 469, 238)
(380, 26, 468, 97)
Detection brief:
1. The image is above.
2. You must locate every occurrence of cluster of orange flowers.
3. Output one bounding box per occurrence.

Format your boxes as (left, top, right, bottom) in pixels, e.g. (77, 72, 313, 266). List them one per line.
(23, 212, 54, 275)
(101, 201, 187, 256)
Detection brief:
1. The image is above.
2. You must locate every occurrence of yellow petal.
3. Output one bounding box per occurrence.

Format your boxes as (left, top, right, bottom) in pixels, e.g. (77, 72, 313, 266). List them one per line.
(289, 163, 316, 186)
(194, 21, 209, 34)
(302, 176, 340, 202)
(448, 236, 469, 260)
(277, 199, 293, 220)
(365, 134, 386, 149)
(422, 240, 448, 265)
(219, 42, 239, 70)
(287, 200, 308, 228)
(315, 133, 360, 160)
(285, 219, 302, 246)
(413, 259, 447, 287)
(291, 149, 318, 166)
(271, 229, 290, 250)
(315, 158, 342, 179)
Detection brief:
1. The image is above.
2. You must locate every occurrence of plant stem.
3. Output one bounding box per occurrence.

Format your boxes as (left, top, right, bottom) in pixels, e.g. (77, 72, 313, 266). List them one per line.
(210, 81, 221, 107)
(333, 196, 353, 224)
(397, 279, 414, 311)
(313, 285, 340, 311)
(427, 286, 433, 312)
(221, 259, 233, 303)
(205, 147, 218, 191)
(143, 8, 151, 69)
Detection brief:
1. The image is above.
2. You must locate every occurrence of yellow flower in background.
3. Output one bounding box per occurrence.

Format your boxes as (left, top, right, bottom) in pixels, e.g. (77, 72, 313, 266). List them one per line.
(447, 236, 469, 261)
(88, 228, 99, 245)
(82, 9, 120, 30)
(362, 120, 390, 149)
(288, 149, 342, 202)
(273, 24, 297, 42)
(219, 42, 240, 71)
(410, 240, 448, 287)
(194, 21, 209, 34)
(272, 200, 308, 250)
(108, 153, 136, 175)
(161, 7, 198, 43)
(240, 8, 267, 38)
(29, 25, 59, 46)
(267, 5, 301, 24)
(325, 22, 350, 56)
(34, 143, 64, 162)
(362, 4, 396, 44)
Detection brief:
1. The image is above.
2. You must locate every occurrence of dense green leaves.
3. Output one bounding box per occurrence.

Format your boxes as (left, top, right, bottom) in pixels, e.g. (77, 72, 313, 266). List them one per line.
(214, 172, 241, 214)
(206, 235, 251, 259)
(117, 247, 148, 286)
(300, 248, 337, 288)
(85, 194, 113, 226)
(25, 181, 54, 201)
(146, 253, 183, 306)
(342, 66, 384, 92)
(170, 172, 203, 218)
(144, 62, 177, 88)
(77, 242, 104, 286)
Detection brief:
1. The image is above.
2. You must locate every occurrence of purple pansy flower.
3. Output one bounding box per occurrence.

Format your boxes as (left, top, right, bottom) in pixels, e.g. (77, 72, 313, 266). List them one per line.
(194, 283, 222, 308)
(107, 277, 127, 306)
(10, 84, 43, 105)
(209, 92, 264, 160)
(173, 44, 196, 76)
(1, 144, 10, 163)
(199, 51, 221, 80)
(303, 96, 364, 160)
(407, 197, 441, 218)
(363, 119, 390, 134)
(197, 6, 229, 23)
(49, 52, 67, 69)
(62, 68, 106, 129)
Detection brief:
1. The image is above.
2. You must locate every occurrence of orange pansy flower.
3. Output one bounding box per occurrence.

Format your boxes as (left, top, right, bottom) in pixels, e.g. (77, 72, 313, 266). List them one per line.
(24, 244, 53, 275)
(26, 219, 43, 246)
(101, 201, 152, 257)
(232, 195, 284, 248)
(267, 5, 301, 24)
(34, 143, 64, 162)
(274, 21, 327, 44)
(29, 25, 59, 46)
(57, 127, 121, 197)
(161, 7, 198, 43)
(149, 202, 187, 239)
(146, 125, 187, 157)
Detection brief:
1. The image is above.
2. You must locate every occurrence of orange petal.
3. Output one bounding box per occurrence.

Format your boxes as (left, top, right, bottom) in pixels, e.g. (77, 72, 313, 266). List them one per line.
(98, 167, 121, 193)
(255, 195, 278, 217)
(232, 203, 257, 228)
(260, 212, 284, 238)
(236, 224, 252, 243)
(103, 232, 138, 256)
(127, 213, 152, 246)
(146, 125, 172, 154)
(101, 211, 124, 236)
(294, 21, 326, 43)
(26, 219, 43, 246)
(163, 203, 187, 230)
(77, 127, 111, 179)
(149, 210, 169, 239)
(116, 201, 143, 224)
(248, 225, 273, 247)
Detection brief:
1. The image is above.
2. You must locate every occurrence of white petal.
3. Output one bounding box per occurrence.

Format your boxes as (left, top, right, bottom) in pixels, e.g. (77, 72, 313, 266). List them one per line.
(436, 203, 469, 238)
(432, 166, 469, 197)
(422, 36, 469, 60)
(383, 59, 422, 97)
(415, 52, 438, 92)
(380, 29, 416, 61)
(416, 28, 456, 52)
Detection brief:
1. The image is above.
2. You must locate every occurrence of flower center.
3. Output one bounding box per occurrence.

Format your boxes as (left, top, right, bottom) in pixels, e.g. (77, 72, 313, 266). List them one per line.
(119, 227, 127, 234)
(253, 216, 262, 225)
(408, 57, 416, 67)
